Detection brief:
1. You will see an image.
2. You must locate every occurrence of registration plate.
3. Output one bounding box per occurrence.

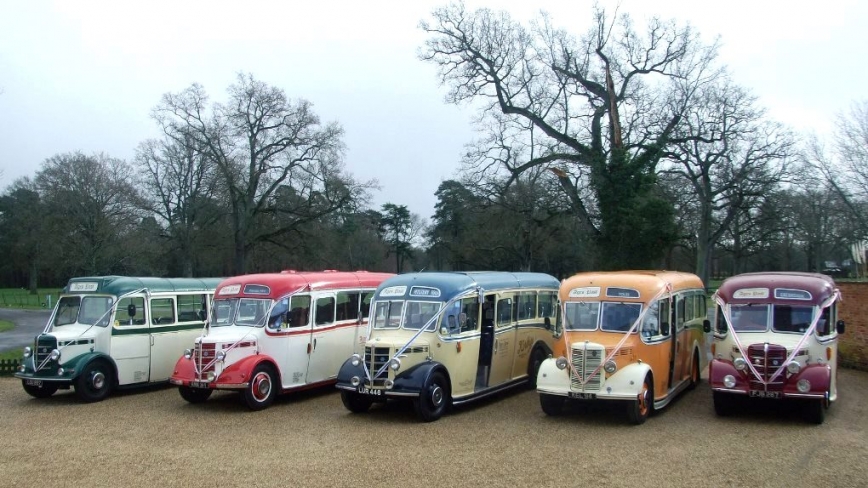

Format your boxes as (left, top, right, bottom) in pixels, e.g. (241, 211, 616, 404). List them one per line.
(568, 392, 596, 400)
(24, 379, 43, 387)
(190, 381, 209, 389)
(358, 386, 382, 396)
(749, 390, 781, 399)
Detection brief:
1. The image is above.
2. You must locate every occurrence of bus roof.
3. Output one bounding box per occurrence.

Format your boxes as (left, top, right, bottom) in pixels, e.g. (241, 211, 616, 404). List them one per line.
(372, 271, 559, 302)
(560, 270, 704, 301)
(215, 271, 395, 299)
(716, 272, 837, 306)
(65, 276, 224, 295)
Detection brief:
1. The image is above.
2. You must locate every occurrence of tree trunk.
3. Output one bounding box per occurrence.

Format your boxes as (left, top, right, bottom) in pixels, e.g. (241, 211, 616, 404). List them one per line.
(28, 259, 38, 295)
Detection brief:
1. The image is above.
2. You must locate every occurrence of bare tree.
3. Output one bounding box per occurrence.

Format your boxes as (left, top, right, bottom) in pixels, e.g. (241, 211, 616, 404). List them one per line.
(154, 73, 371, 273)
(420, 3, 720, 268)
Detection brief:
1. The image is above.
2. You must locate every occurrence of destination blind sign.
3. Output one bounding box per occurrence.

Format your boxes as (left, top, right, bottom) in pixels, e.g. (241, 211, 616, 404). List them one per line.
(409, 286, 441, 298)
(774, 288, 812, 300)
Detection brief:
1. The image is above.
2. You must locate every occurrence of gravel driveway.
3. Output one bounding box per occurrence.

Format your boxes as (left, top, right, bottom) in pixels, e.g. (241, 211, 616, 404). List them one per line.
(2, 369, 866, 488)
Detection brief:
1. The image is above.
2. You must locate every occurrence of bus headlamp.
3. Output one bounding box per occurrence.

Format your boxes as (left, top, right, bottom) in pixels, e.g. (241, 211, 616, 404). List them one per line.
(350, 354, 362, 367)
(786, 361, 800, 375)
(733, 357, 747, 371)
(206, 372, 216, 382)
(350, 376, 361, 387)
(384, 379, 394, 389)
(723, 375, 736, 388)
(216, 350, 226, 361)
(797, 379, 811, 393)
(183, 349, 193, 359)
(555, 357, 568, 370)
(388, 358, 401, 371)
(23, 347, 32, 358)
(58, 368, 65, 375)
(603, 360, 617, 374)
(50, 349, 60, 361)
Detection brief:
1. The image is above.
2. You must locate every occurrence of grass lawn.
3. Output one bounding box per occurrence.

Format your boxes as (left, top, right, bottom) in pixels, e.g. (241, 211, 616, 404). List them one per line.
(0, 288, 63, 309)
(0, 319, 13, 333)
(0, 348, 21, 361)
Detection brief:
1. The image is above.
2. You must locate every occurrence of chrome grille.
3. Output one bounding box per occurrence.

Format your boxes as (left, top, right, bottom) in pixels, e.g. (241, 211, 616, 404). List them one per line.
(195, 342, 216, 376)
(570, 345, 604, 391)
(35, 336, 58, 371)
(364, 346, 391, 385)
(747, 343, 787, 391)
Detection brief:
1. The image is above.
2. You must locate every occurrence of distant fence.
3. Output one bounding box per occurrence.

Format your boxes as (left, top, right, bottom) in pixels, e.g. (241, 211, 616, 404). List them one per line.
(0, 290, 60, 309)
(0, 358, 21, 376)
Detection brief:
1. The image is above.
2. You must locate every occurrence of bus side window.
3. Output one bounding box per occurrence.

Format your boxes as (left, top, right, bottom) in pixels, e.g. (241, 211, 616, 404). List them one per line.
(675, 296, 685, 330)
(315, 296, 335, 326)
(178, 294, 206, 322)
(716, 306, 727, 333)
(360, 292, 373, 319)
(150, 297, 176, 325)
(659, 299, 671, 337)
(117, 297, 146, 326)
(496, 298, 512, 326)
(289, 296, 311, 328)
(460, 297, 479, 332)
(817, 306, 832, 336)
(336, 292, 360, 321)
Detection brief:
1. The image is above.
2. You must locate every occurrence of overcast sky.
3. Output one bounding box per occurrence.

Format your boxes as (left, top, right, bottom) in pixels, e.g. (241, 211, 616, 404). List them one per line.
(1, 0, 865, 220)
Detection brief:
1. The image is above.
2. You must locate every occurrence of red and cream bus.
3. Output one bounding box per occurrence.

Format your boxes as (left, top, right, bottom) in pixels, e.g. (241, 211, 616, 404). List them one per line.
(169, 270, 393, 410)
(710, 272, 844, 424)
(536, 271, 710, 424)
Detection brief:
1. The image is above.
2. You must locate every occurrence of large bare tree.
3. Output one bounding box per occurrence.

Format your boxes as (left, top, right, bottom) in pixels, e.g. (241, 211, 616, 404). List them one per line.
(420, 3, 720, 268)
(154, 73, 370, 274)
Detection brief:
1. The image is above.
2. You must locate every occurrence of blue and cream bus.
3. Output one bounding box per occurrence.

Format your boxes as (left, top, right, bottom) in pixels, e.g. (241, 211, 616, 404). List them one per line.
(15, 276, 222, 402)
(336, 271, 560, 421)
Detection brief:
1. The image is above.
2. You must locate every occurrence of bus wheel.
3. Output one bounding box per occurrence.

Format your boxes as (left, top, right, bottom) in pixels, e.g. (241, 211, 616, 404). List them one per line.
(527, 348, 546, 389)
(688, 352, 701, 390)
(627, 376, 652, 425)
(179, 386, 213, 404)
(413, 372, 449, 422)
(75, 360, 113, 403)
(539, 393, 565, 416)
(341, 391, 373, 413)
(22, 381, 58, 399)
(712, 391, 734, 417)
(804, 399, 826, 425)
(242, 364, 279, 411)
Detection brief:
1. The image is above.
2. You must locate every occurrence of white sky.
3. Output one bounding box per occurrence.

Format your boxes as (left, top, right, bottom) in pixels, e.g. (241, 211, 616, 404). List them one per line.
(1, 0, 865, 220)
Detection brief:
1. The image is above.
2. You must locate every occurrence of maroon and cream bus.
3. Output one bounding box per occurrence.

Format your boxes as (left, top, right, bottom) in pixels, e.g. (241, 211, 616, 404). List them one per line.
(710, 272, 844, 424)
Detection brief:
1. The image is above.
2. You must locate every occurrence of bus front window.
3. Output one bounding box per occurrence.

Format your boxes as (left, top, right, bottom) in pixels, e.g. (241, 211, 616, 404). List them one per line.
(564, 302, 599, 331)
(373, 301, 404, 329)
(54, 297, 81, 326)
(773, 305, 815, 333)
(730, 304, 769, 332)
(54, 296, 113, 327)
(601, 302, 642, 332)
(403, 301, 442, 330)
(211, 299, 238, 327)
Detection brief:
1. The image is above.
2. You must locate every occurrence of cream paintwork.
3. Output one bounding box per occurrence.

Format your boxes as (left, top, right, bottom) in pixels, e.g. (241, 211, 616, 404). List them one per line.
(537, 359, 652, 400)
(150, 327, 203, 382)
(111, 332, 151, 384)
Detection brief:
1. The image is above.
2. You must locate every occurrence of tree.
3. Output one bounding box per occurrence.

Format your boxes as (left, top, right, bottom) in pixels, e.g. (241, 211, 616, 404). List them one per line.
(154, 73, 370, 274)
(661, 79, 795, 285)
(420, 3, 719, 268)
(379, 203, 424, 273)
(0, 178, 47, 292)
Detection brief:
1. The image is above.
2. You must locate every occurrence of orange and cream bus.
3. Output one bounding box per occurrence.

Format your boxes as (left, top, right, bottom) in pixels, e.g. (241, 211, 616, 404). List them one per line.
(710, 272, 843, 424)
(536, 271, 710, 424)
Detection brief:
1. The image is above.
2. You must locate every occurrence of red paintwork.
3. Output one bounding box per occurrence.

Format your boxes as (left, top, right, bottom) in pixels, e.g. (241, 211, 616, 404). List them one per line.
(214, 354, 278, 387)
(171, 356, 197, 384)
(709, 359, 830, 397)
(264, 320, 362, 337)
(215, 271, 394, 299)
(716, 272, 836, 306)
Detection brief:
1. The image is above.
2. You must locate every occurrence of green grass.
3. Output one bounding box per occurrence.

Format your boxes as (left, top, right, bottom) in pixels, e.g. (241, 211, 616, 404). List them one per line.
(0, 319, 13, 333)
(0, 349, 21, 361)
(0, 288, 63, 309)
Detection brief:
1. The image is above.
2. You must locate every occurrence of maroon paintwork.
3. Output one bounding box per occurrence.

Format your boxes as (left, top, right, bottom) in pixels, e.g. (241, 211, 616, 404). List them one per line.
(715, 272, 836, 306)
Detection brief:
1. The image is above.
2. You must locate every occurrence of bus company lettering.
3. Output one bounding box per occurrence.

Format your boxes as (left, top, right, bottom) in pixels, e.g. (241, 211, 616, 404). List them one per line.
(517, 337, 534, 356)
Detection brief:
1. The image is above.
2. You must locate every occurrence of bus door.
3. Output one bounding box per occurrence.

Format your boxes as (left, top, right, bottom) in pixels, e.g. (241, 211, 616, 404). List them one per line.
(489, 293, 517, 386)
(276, 294, 313, 388)
(307, 293, 338, 384)
(476, 294, 497, 389)
(111, 295, 150, 385)
(667, 295, 686, 391)
(148, 295, 179, 382)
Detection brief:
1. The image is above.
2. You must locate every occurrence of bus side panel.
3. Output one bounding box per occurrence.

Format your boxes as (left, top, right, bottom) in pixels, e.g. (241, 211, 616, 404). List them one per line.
(150, 326, 202, 382)
(111, 328, 151, 385)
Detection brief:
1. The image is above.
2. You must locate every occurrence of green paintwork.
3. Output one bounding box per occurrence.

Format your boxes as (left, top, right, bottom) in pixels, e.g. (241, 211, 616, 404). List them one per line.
(65, 276, 224, 296)
(110, 323, 205, 335)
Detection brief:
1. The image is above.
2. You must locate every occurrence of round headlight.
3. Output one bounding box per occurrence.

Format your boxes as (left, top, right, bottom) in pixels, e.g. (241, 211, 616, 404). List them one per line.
(350, 376, 361, 387)
(555, 357, 568, 370)
(18, 365, 25, 373)
(603, 360, 617, 374)
(206, 371, 216, 382)
(23, 347, 32, 358)
(183, 349, 193, 359)
(350, 354, 361, 367)
(58, 368, 65, 375)
(389, 358, 401, 371)
(50, 349, 60, 361)
(733, 357, 747, 371)
(384, 379, 394, 389)
(797, 378, 811, 393)
(723, 374, 736, 388)
(216, 350, 226, 361)
(786, 361, 801, 375)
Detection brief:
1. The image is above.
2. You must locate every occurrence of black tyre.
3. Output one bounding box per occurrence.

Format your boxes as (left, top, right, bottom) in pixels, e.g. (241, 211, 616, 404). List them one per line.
(539, 393, 565, 416)
(75, 360, 114, 403)
(242, 364, 279, 411)
(804, 398, 826, 425)
(687, 352, 701, 390)
(179, 386, 213, 404)
(712, 391, 735, 417)
(627, 375, 653, 425)
(527, 348, 547, 389)
(413, 372, 449, 422)
(341, 391, 374, 413)
(22, 380, 59, 399)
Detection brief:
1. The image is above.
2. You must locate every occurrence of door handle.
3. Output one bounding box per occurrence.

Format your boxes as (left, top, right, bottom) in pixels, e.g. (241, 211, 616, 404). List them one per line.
(494, 339, 498, 353)
(313, 338, 317, 350)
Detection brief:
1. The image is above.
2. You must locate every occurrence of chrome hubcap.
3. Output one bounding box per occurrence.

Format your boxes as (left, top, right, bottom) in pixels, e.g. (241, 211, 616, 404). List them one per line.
(253, 373, 271, 401)
(91, 371, 105, 390)
(431, 385, 443, 406)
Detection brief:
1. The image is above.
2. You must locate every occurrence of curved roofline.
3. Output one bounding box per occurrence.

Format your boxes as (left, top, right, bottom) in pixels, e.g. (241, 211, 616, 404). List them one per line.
(716, 272, 837, 305)
(373, 271, 560, 301)
(215, 271, 395, 299)
(65, 276, 224, 295)
(560, 270, 704, 301)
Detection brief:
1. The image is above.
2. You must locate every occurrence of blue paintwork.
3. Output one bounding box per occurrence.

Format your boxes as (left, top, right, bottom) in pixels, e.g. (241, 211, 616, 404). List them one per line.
(372, 271, 560, 302)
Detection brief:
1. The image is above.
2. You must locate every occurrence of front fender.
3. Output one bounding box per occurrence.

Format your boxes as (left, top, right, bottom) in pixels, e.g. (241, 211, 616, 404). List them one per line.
(216, 355, 280, 387)
(602, 362, 653, 396)
(536, 357, 569, 392)
(392, 361, 448, 395)
(784, 364, 831, 396)
(169, 356, 196, 384)
(63, 352, 116, 381)
(336, 357, 366, 386)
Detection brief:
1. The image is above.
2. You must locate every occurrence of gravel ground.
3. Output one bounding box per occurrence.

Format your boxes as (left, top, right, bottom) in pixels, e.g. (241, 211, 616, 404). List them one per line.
(2, 369, 867, 488)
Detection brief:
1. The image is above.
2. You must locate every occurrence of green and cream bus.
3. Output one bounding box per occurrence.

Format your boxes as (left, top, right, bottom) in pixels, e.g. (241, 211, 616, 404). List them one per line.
(15, 275, 222, 402)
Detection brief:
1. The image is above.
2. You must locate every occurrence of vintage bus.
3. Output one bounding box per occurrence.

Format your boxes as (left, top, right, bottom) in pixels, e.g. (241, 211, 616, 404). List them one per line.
(15, 276, 222, 402)
(169, 270, 393, 410)
(336, 271, 560, 422)
(536, 271, 710, 424)
(709, 272, 844, 424)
